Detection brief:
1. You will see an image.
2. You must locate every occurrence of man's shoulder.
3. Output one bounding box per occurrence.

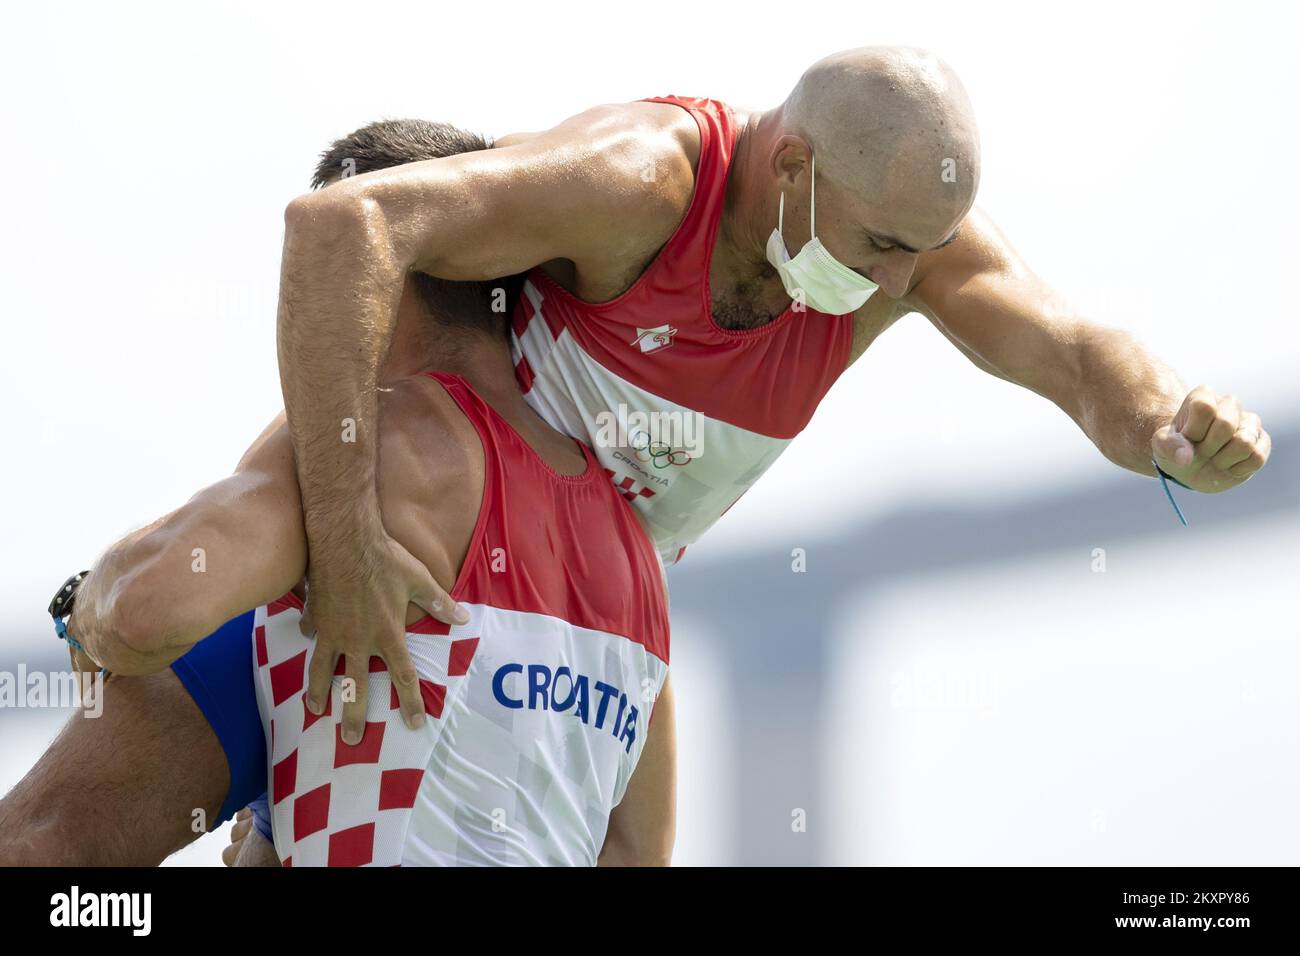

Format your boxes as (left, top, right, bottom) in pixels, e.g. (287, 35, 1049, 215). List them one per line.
(621, 99, 704, 171)
(507, 98, 710, 178)
(562, 100, 702, 210)
(491, 98, 723, 294)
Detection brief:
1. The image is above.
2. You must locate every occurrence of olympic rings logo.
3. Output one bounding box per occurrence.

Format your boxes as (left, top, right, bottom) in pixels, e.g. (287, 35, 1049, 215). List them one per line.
(629, 429, 692, 468)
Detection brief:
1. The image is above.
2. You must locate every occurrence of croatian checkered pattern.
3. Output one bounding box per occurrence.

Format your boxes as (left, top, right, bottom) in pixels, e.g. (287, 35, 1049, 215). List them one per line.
(603, 468, 657, 503)
(253, 597, 479, 867)
(252, 595, 667, 867)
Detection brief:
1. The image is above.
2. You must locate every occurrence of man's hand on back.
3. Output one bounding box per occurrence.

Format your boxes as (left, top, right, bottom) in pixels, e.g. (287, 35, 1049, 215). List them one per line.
(298, 519, 467, 744)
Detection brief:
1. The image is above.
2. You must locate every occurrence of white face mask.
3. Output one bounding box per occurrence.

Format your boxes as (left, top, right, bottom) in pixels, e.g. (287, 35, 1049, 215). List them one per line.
(765, 154, 878, 315)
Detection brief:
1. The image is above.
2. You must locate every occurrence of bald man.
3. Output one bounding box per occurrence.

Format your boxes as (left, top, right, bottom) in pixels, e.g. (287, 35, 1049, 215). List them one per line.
(253, 48, 1271, 739)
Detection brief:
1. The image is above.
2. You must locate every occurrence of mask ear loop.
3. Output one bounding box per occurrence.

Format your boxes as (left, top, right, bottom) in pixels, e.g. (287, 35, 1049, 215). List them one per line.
(777, 151, 814, 241)
(809, 152, 816, 240)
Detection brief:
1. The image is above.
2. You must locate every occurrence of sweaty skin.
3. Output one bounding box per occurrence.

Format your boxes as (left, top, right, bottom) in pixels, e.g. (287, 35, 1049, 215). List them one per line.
(275, 45, 1269, 742)
(0, 282, 676, 867)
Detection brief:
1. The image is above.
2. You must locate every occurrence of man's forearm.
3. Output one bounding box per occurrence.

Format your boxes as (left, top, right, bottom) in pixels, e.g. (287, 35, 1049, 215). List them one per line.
(276, 192, 406, 564)
(1073, 325, 1185, 476)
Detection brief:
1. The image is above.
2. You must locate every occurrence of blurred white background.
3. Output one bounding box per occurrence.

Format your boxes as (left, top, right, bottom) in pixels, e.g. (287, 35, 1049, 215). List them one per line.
(1, 0, 1296, 865)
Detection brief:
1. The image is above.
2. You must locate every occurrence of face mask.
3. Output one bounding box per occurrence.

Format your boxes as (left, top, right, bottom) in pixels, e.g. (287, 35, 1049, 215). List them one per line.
(765, 154, 878, 315)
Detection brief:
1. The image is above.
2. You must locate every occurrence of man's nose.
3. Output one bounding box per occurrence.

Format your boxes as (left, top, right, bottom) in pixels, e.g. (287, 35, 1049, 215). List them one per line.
(872, 257, 917, 299)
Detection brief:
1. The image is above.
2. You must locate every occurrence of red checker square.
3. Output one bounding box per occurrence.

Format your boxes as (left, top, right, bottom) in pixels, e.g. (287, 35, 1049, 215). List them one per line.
(255, 625, 267, 667)
(293, 783, 330, 841)
(272, 749, 297, 804)
(334, 721, 386, 767)
(270, 649, 308, 706)
(407, 616, 450, 636)
(511, 296, 533, 338)
(378, 768, 424, 811)
(514, 355, 535, 392)
(267, 593, 302, 616)
(420, 679, 447, 718)
(540, 301, 565, 341)
(447, 637, 479, 677)
(328, 822, 375, 867)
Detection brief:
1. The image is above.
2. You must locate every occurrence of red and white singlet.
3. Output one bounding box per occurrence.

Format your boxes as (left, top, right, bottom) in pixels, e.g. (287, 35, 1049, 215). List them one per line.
(510, 95, 858, 564)
(252, 372, 670, 866)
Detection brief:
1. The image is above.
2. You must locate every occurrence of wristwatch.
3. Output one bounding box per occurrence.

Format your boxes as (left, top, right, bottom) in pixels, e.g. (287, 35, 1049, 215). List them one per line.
(48, 569, 93, 656)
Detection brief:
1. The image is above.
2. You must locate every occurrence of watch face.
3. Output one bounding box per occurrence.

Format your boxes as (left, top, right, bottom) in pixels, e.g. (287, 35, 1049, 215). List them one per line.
(48, 570, 89, 619)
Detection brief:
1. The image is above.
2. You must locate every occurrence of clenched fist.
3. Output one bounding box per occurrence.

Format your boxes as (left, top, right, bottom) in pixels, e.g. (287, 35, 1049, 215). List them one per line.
(1151, 385, 1271, 493)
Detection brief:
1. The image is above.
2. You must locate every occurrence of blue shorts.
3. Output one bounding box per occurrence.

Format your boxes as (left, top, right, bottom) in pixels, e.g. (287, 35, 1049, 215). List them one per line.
(171, 610, 273, 841)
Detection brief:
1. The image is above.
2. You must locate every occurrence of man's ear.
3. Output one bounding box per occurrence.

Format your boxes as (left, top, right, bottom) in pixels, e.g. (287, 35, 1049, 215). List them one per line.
(770, 135, 812, 186)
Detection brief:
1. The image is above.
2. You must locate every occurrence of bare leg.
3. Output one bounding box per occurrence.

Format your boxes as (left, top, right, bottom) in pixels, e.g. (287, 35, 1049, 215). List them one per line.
(0, 670, 229, 866)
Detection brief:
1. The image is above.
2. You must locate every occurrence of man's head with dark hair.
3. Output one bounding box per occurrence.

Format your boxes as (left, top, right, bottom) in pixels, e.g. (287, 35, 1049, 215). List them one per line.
(311, 119, 491, 189)
(312, 119, 520, 337)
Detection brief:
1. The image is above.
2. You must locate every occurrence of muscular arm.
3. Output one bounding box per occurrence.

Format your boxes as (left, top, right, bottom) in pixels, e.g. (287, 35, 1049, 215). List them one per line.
(67, 415, 307, 676)
(66, 378, 464, 679)
(903, 209, 1182, 475)
(66, 373, 482, 742)
(901, 207, 1268, 487)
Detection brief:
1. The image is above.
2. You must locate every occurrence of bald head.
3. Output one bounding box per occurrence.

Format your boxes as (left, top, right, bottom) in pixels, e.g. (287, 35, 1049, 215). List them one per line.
(785, 46, 980, 207)
(736, 46, 979, 297)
